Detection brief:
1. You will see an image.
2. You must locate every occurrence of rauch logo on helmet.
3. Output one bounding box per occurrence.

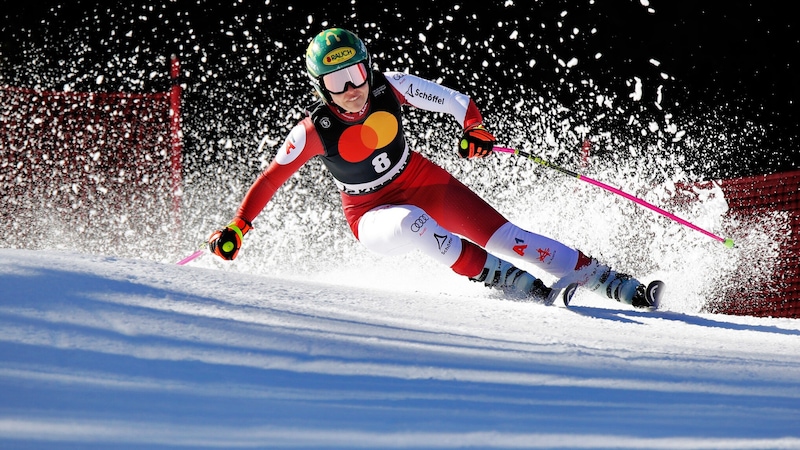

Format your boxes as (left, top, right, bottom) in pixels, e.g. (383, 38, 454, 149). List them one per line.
(324, 47, 355, 65)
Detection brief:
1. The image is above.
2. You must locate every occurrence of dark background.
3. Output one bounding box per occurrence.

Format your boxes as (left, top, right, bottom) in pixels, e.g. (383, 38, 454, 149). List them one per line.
(2, 0, 798, 179)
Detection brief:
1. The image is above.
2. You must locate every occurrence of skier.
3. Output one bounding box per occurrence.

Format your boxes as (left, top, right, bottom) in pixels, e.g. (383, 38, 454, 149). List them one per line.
(207, 27, 662, 309)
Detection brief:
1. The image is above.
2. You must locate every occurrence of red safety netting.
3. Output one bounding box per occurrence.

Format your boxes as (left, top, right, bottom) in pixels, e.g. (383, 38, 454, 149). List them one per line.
(710, 170, 800, 318)
(0, 80, 181, 258)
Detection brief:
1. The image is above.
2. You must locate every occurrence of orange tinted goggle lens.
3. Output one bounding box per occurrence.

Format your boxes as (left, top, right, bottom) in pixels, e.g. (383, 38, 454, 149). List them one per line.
(322, 63, 368, 94)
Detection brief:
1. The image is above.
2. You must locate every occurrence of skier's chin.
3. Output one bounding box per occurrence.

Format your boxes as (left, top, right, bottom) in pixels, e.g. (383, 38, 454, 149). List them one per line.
(339, 96, 367, 113)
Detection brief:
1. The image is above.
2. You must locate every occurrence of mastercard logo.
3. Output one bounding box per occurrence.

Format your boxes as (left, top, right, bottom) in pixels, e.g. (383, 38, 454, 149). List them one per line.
(338, 111, 398, 162)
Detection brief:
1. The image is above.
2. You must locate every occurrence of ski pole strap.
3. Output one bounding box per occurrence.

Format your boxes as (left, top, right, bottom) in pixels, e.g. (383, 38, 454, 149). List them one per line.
(493, 146, 735, 248)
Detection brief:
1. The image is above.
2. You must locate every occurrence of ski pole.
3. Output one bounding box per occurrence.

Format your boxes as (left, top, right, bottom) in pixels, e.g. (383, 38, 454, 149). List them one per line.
(493, 146, 735, 248)
(176, 243, 207, 265)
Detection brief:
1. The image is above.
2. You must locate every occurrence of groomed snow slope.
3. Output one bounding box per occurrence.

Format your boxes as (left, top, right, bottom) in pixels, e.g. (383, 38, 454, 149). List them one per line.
(1, 248, 799, 449)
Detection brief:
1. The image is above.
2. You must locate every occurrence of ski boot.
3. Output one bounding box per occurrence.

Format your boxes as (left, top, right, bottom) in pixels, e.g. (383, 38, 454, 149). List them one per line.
(573, 256, 663, 310)
(471, 254, 553, 302)
(631, 280, 665, 310)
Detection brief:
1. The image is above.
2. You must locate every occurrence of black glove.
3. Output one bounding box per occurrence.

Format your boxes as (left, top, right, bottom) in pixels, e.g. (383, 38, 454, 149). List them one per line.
(458, 124, 496, 158)
(208, 217, 252, 260)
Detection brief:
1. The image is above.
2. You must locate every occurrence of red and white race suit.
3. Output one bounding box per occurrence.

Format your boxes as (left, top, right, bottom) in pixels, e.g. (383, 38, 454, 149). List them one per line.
(235, 71, 580, 279)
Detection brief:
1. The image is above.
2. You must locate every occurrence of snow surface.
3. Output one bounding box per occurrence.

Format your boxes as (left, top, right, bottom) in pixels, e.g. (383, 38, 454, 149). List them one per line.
(2, 248, 799, 449)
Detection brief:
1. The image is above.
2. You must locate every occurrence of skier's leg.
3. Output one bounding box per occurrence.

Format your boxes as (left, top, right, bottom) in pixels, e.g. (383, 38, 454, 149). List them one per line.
(485, 222, 653, 306)
(356, 204, 462, 265)
(370, 159, 659, 307)
(484, 222, 580, 278)
(356, 204, 552, 300)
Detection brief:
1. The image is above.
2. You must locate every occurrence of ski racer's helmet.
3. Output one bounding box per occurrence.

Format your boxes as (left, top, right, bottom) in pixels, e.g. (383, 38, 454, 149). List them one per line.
(305, 28, 372, 104)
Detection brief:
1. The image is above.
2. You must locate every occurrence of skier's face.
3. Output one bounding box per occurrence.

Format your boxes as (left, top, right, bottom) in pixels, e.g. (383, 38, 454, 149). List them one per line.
(330, 82, 370, 113)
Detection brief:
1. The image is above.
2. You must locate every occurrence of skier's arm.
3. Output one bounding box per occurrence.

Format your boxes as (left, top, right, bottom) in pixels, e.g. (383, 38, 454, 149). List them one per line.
(208, 118, 324, 260)
(236, 118, 324, 222)
(384, 71, 495, 158)
(383, 71, 484, 129)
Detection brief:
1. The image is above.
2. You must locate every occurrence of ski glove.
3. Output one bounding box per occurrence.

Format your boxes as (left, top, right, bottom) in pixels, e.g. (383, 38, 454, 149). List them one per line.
(458, 124, 496, 158)
(208, 217, 253, 261)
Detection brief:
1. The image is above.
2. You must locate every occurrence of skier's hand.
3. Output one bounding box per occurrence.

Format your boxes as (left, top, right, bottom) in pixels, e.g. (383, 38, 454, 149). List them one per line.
(458, 124, 496, 158)
(207, 217, 252, 261)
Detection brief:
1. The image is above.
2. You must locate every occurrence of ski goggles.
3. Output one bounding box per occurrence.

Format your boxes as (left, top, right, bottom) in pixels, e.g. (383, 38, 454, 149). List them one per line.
(321, 62, 369, 94)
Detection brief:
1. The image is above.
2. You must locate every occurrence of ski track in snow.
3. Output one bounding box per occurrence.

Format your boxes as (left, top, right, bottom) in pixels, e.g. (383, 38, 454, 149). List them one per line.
(1, 248, 799, 449)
